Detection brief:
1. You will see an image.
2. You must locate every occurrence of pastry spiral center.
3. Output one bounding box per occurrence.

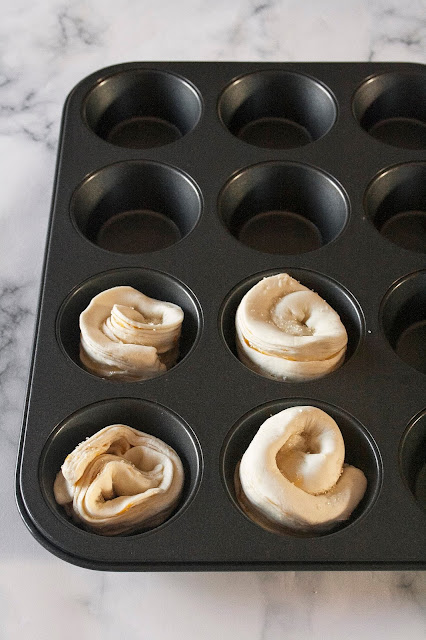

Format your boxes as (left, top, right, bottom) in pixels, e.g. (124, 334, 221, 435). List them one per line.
(271, 292, 316, 336)
(275, 430, 330, 495)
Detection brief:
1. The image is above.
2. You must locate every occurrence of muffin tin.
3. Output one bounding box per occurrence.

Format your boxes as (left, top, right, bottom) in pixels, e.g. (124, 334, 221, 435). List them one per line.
(16, 62, 425, 570)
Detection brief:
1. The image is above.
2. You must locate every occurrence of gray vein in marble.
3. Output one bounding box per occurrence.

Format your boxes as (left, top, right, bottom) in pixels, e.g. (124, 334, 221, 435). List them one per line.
(217, 0, 283, 60)
(0, 282, 36, 447)
(0, 77, 59, 150)
(369, 0, 426, 61)
(254, 3, 272, 15)
(0, 75, 13, 89)
(75, 572, 107, 620)
(0, 3, 106, 151)
(53, 6, 104, 53)
(258, 572, 323, 639)
(394, 572, 426, 613)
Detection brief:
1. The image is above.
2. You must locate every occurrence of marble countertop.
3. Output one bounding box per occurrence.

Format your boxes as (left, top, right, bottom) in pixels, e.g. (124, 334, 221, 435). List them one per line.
(1, 0, 425, 638)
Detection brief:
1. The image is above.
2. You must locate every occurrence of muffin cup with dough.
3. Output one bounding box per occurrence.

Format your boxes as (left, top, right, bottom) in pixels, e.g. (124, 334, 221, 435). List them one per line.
(235, 273, 348, 381)
(54, 424, 184, 535)
(238, 406, 367, 533)
(79, 285, 184, 381)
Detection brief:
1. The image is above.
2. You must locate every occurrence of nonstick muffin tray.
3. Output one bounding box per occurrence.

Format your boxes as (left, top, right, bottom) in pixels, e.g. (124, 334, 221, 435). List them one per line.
(17, 62, 426, 570)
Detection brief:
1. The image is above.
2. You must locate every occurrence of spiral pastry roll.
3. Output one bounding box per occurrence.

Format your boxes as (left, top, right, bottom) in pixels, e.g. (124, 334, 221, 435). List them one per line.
(54, 424, 184, 535)
(79, 286, 184, 380)
(238, 406, 367, 532)
(236, 273, 348, 381)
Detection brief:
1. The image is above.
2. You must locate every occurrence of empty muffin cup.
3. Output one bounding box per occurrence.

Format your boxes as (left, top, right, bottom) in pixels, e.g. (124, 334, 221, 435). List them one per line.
(219, 268, 364, 380)
(353, 71, 426, 149)
(218, 162, 348, 255)
(40, 397, 202, 535)
(380, 271, 426, 375)
(218, 70, 336, 149)
(56, 268, 202, 380)
(364, 163, 426, 253)
(399, 410, 426, 512)
(83, 69, 201, 149)
(221, 398, 381, 537)
(71, 161, 201, 253)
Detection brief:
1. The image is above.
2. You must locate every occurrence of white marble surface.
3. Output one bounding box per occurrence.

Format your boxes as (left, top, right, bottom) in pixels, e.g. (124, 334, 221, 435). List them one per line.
(1, 0, 425, 638)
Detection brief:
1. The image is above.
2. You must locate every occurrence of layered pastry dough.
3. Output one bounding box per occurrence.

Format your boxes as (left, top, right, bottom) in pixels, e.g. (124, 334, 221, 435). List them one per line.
(79, 286, 184, 380)
(235, 273, 348, 381)
(54, 424, 184, 535)
(238, 406, 367, 532)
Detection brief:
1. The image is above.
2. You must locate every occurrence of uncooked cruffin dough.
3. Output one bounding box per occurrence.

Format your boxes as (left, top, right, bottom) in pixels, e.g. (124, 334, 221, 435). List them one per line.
(238, 406, 367, 533)
(235, 273, 348, 381)
(79, 286, 184, 380)
(54, 424, 184, 535)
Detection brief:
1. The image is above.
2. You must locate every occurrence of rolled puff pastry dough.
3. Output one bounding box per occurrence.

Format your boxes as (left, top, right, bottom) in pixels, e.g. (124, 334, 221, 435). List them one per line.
(235, 273, 348, 381)
(238, 406, 367, 532)
(54, 424, 184, 535)
(79, 286, 184, 380)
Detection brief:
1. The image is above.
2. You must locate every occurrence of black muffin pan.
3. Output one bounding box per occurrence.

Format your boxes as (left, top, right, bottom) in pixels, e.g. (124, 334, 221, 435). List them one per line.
(16, 62, 425, 570)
